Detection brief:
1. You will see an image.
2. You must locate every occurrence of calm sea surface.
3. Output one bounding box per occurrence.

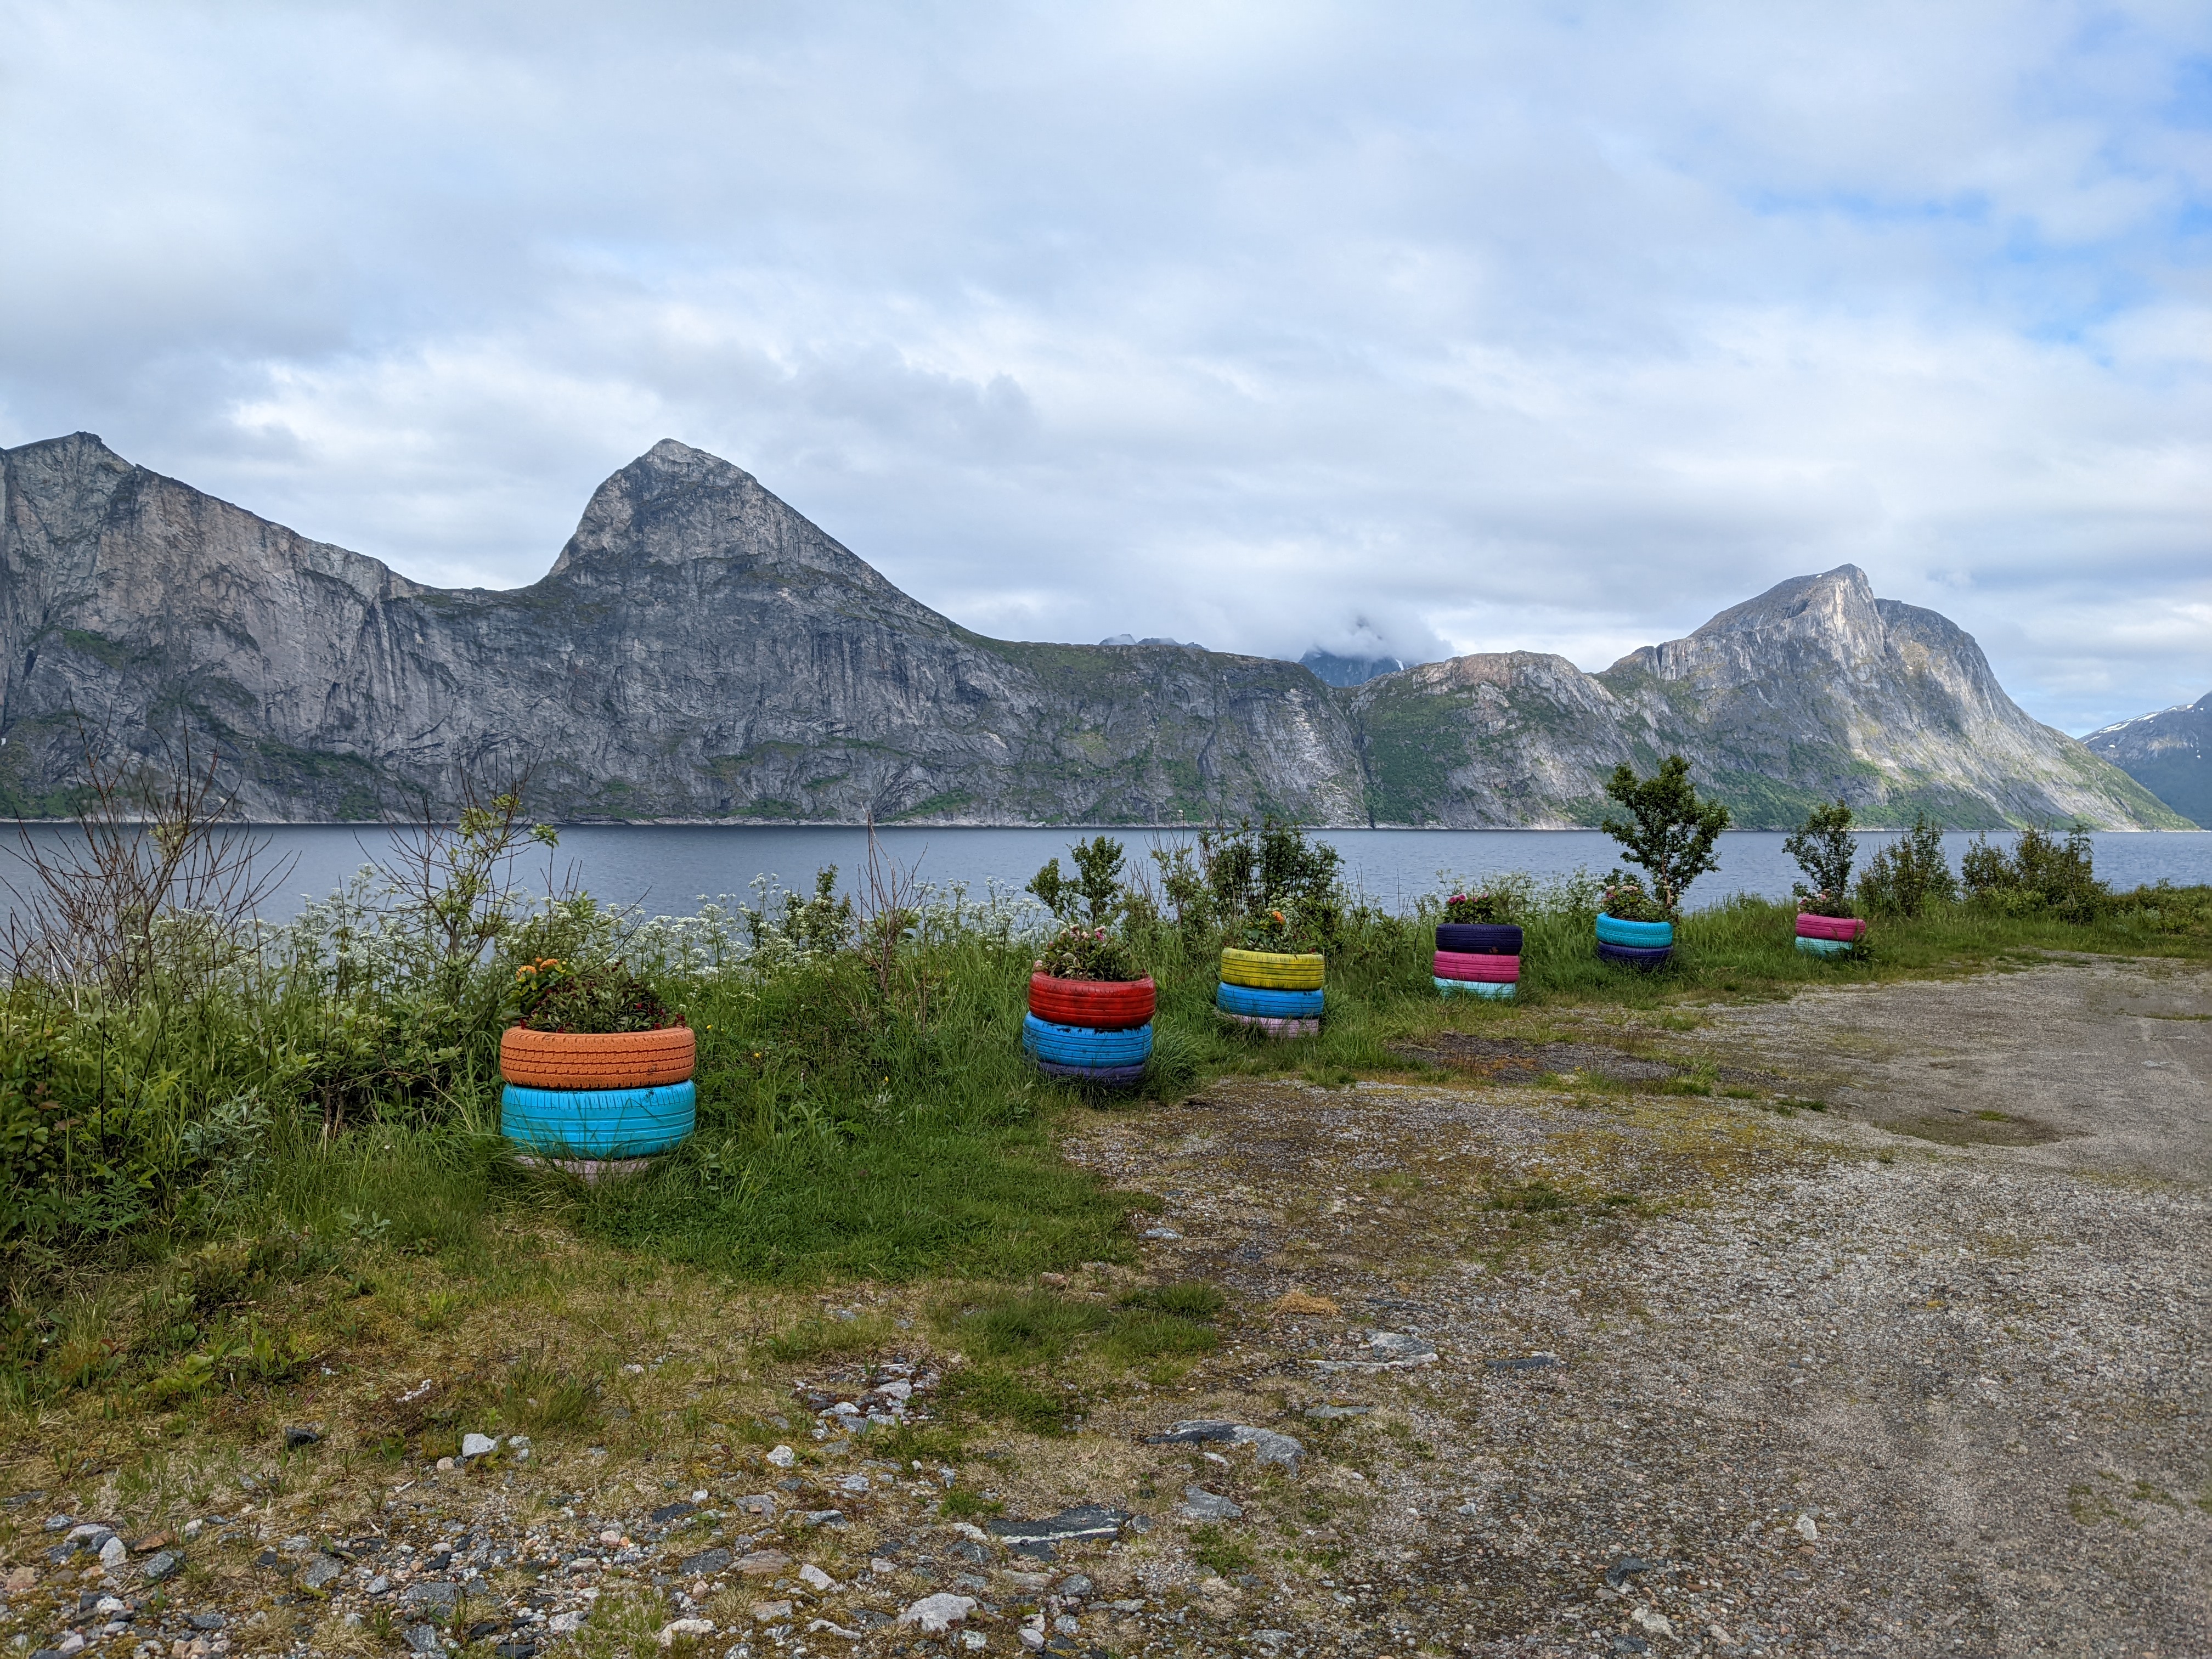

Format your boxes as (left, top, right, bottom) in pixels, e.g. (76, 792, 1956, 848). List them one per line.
(8, 825, 2203, 922)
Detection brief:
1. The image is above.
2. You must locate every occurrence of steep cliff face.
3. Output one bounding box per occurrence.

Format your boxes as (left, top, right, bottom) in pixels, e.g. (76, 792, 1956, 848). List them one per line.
(2084, 695, 2212, 827)
(1347, 567, 2186, 829)
(0, 435, 2179, 829)
(0, 433, 1362, 823)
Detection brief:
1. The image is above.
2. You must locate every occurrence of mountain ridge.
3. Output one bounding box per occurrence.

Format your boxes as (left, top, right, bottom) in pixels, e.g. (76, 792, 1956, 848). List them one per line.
(0, 432, 2181, 830)
(2083, 694, 2212, 827)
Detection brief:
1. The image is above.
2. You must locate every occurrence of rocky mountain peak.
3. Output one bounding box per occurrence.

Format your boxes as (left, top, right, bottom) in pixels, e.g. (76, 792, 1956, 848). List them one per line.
(1691, 563, 1878, 640)
(546, 440, 902, 606)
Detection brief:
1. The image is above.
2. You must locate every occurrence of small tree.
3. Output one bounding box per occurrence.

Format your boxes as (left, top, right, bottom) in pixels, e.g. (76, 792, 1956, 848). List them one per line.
(1598, 756, 1730, 916)
(1855, 815, 1956, 917)
(1027, 834, 1127, 928)
(1784, 800, 1857, 916)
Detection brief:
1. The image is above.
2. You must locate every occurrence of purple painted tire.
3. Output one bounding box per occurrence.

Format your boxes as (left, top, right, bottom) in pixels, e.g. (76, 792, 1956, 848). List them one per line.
(1435, 923, 1523, 955)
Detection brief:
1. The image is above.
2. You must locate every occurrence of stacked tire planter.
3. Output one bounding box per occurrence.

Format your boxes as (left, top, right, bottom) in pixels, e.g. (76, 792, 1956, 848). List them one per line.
(1595, 912, 1674, 970)
(1795, 912, 1867, 958)
(1217, 946, 1325, 1037)
(1024, 973, 1156, 1086)
(1435, 922, 1522, 998)
(499, 1024, 697, 1180)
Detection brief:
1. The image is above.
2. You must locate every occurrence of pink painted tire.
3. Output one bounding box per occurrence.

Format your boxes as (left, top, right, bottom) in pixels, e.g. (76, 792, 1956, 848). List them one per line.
(1434, 950, 1520, 984)
(1796, 913, 1866, 943)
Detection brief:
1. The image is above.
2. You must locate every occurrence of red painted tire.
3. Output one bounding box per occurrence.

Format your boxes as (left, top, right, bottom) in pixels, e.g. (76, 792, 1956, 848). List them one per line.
(1028, 974, 1156, 1029)
(499, 1025, 696, 1090)
(1796, 913, 1866, 943)
(1434, 950, 1520, 984)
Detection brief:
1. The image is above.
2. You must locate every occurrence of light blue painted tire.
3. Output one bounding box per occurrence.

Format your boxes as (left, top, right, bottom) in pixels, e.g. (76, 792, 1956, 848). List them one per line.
(1595, 913, 1675, 948)
(1022, 1014, 1153, 1068)
(1796, 936, 1854, 958)
(501, 1081, 696, 1159)
(1435, 977, 1515, 999)
(1215, 981, 1325, 1019)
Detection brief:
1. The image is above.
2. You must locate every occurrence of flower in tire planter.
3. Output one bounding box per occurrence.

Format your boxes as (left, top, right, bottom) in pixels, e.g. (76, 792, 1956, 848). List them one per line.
(1217, 912, 1324, 1037)
(500, 958, 694, 1166)
(1435, 891, 1521, 998)
(1027, 924, 1153, 1085)
(1785, 800, 1867, 961)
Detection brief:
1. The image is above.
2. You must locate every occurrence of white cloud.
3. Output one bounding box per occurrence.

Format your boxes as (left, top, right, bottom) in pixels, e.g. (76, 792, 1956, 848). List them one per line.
(1, 0, 2207, 732)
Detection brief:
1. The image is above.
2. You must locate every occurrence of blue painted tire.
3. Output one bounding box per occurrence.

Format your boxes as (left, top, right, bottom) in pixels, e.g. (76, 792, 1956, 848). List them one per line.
(1435, 977, 1515, 998)
(1595, 913, 1674, 948)
(1436, 923, 1523, 955)
(1597, 941, 1673, 970)
(1215, 981, 1325, 1019)
(1022, 1014, 1153, 1068)
(1796, 936, 1853, 958)
(502, 1081, 696, 1159)
(1036, 1058, 1149, 1086)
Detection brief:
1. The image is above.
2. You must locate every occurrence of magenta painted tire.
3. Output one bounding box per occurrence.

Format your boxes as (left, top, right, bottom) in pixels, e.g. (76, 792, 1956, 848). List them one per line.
(1796, 913, 1866, 943)
(1434, 949, 1520, 984)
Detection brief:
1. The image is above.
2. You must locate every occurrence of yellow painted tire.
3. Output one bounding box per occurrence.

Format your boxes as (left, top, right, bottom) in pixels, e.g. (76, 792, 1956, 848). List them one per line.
(1218, 947, 1325, 990)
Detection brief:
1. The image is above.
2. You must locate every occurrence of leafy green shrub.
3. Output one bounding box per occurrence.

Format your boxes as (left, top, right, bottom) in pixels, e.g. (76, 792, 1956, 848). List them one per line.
(1032, 924, 1140, 982)
(1856, 815, 1956, 916)
(1152, 819, 1343, 946)
(1961, 826, 2107, 923)
(1599, 756, 1730, 914)
(511, 958, 681, 1032)
(1785, 800, 1858, 917)
(1598, 875, 1670, 924)
(1442, 890, 1514, 924)
(1028, 836, 1128, 929)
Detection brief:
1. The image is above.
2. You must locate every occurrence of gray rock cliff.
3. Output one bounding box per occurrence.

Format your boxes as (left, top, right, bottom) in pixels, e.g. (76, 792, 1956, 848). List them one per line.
(0, 433, 2180, 830)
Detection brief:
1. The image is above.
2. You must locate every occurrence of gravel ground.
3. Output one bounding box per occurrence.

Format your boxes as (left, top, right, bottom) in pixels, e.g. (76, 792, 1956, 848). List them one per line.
(3, 961, 2204, 1659)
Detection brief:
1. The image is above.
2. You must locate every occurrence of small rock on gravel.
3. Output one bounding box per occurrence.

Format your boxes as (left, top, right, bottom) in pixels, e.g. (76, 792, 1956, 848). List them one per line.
(899, 1593, 978, 1632)
(1176, 1487, 1244, 1521)
(403, 1623, 443, 1655)
(679, 1547, 732, 1576)
(986, 1505, 1130, 1548)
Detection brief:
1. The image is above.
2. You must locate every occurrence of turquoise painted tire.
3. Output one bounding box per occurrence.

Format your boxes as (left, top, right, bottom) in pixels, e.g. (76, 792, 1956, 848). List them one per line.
(1215, 981, 1325, 1019)
(501, 1081, 695, 1159)
(1596, 913, 1674, 948)
(1796, 936, 1854, 958)
(1435, 977, 1514, 998)
(1022, 1014, 1153, 1068)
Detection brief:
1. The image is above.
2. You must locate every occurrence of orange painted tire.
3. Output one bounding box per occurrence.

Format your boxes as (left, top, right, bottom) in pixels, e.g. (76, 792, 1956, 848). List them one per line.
(1028, 974, 1156, 1029)
(499, 1025, 696, 1090)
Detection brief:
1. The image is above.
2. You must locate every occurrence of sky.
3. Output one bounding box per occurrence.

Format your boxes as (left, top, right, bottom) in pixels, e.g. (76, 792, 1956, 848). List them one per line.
(2, 1, 2208, 735)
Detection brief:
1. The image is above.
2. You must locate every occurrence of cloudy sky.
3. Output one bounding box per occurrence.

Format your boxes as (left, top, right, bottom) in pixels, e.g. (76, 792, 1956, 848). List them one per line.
(3, 1, 2207, 733)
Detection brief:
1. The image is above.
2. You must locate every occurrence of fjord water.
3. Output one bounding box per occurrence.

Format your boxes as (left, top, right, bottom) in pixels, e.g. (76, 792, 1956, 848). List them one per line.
(16, 825, 2201, 924)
